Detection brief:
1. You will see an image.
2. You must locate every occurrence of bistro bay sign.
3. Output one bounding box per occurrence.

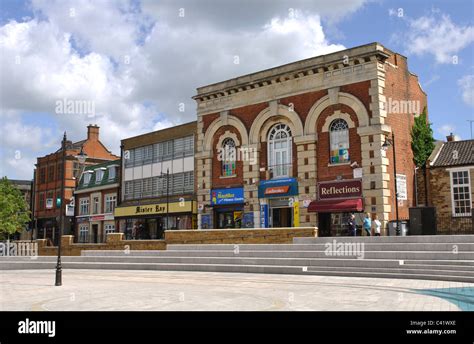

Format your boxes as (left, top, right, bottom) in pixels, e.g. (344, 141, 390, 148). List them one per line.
(318, 179, 362, 200)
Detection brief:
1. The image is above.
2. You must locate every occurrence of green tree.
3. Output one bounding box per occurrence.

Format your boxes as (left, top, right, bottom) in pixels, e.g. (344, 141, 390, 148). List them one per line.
(411, 108, 435, 205)
(0, 177, 31, 240)
(411, 108, 435, 167)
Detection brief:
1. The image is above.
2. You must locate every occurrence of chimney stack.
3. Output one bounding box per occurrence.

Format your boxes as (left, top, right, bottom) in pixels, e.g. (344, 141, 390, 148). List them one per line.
(87, 124, 99, 141)
(446, 132, 456, 142)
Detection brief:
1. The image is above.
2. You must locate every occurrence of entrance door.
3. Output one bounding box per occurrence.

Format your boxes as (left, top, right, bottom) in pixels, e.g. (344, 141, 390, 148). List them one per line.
(92, 224, 98, 243)
(318, 213, 331, 237)
(271, 208, 292, 227)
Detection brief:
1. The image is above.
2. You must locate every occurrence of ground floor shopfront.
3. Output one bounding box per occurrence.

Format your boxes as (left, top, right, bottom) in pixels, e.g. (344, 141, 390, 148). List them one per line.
(35, 217, 73, 245)
(75, 214, 117, 243)
(308, 179, 365, 236)
(114, 200, 197, 239)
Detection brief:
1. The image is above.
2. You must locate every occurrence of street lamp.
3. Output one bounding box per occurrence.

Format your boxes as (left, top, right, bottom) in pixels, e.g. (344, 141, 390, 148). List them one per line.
(55, 141, 88, 287)
(381, 132, 400, 236)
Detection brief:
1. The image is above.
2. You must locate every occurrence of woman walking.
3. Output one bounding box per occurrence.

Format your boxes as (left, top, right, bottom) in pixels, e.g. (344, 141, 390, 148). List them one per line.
(363, 213, 372, 236)
(373, 215, 382, 236)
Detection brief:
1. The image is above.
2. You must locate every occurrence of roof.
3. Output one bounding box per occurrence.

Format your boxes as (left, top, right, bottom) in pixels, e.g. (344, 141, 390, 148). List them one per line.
(76, 160, 120, 190)
(431, 140, 474, 167)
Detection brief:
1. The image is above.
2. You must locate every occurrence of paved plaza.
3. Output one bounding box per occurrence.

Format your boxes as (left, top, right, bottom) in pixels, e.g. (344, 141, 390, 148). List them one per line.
(1, 269, 473, 311)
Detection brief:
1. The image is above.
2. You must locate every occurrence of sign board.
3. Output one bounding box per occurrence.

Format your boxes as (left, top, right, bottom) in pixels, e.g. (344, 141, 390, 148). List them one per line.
(210, 188, 244, 205)
(242, 212, 254, 228)
(65, 204, 74, 216)
(114, 201, 196, 217)
(396, 174, 407, 200)
(318, 179, 362, 200)
(46, 198, 53, 209)
(293, 201, 300, 227)
(353, 167, 363, 179)
(258, 178, 298, 198)
(259, 204, 268, 228)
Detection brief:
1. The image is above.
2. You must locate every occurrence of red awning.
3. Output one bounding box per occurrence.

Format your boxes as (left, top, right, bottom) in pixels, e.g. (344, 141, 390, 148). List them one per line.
(307, 198, 364, 213)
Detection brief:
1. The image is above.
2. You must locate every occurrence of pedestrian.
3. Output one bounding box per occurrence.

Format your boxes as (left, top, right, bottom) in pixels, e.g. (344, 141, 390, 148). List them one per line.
(373, 215, 381, 236)
(348, 214, 357, 236)
(363, 213, 371, 236)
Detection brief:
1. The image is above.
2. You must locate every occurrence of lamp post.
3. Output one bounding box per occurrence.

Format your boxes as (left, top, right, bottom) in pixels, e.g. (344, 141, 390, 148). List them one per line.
(55, 132, 67, 286)
(382, 132, 400, 236)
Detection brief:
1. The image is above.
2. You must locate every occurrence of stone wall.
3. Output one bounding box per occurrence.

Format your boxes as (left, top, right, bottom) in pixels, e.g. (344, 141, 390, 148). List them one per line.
(165, 227, 317, 244)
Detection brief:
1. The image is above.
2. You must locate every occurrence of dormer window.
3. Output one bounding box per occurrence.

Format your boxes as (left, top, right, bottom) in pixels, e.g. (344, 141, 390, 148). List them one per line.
(95, 167, 106, 184)
(83, 171, 92, 185)
(108, 165, 118, 180)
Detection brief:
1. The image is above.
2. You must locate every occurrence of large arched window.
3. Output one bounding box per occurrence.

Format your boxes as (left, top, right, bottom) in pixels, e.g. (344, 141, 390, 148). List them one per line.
(221, 137, 236, 176)
(329, 119, 350, 164)
(268, 123, 292, 177)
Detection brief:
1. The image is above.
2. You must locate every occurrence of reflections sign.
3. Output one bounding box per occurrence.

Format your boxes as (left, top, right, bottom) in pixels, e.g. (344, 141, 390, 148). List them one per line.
(318, 179, 362, 200)
(210, 188, 244, 205)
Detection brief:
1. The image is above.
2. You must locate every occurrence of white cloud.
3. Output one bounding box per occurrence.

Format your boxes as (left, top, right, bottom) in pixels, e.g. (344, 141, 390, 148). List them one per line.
(0, 0, 354, 179)
(405, 12, 474, 64)
(458, 74, 474, 107)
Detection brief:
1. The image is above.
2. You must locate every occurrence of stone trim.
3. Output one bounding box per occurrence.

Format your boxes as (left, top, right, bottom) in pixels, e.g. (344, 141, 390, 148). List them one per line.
(203, 115, 249, 151)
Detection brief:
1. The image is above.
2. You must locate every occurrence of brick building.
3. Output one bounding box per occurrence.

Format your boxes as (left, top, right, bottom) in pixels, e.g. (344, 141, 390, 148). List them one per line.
(193, 42, 426, 235)
(74, 160, 120, 243)
(33, 125, 119, 244)
(424, 135, 474, 233)
(114, 122, 197, 239)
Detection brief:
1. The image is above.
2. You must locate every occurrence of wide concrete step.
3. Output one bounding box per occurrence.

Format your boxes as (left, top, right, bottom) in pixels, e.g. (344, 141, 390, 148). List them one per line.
(294, 235, 474, 244)
(1, 261, 473, 282)
(80, 249, 474, 260)
(166, 243, 474, 252)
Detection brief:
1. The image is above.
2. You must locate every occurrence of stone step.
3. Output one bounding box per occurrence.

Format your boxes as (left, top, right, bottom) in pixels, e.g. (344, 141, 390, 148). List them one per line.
(166, 243, 474, 252)
(294, 235, 474, 244)
(80, 249, 474, 260)
(1, 260, 473, 283)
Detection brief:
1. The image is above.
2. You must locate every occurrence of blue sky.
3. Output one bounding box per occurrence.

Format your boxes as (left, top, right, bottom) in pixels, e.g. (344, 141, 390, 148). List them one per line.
(0, 0, 473, 180)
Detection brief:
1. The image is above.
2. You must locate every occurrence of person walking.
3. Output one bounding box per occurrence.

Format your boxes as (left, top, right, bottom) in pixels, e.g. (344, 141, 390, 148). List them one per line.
(348, 214, 357, 236)
(373, 215, 381, 236)
(363, 213, 372, 236)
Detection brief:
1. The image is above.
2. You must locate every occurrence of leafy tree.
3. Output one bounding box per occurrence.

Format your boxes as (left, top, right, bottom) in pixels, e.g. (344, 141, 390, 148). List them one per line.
(411, 108, 435, 205)
(411, 108, 435, 167)
(0, 177, 30, 240)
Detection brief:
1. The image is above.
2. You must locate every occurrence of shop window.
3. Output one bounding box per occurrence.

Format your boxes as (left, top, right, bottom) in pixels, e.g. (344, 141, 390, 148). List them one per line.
(451, 170, 472, 217)
(221, 138, 237, 177)
(329, 119, 350, 164)
(268, 123, 292, 178)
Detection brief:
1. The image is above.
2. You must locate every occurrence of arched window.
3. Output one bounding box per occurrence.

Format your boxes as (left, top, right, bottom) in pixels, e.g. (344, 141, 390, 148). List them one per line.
(329, 119, 350, 164)
(221, 138, 236, 176)
(268, 123, 292, 177)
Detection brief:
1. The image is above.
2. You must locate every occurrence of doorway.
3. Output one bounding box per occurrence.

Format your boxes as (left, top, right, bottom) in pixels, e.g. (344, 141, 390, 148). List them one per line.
(318, 213, 331, 236)
(271, 208, 292, 227)
(92, 224, 98, 243)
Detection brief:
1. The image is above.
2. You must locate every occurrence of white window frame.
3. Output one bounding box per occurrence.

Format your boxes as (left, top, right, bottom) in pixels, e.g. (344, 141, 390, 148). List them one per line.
(79, 224, 89, 243)
(329, 118, 350, 164)
(105, 194, 117, 213)
(79, 198, 89, 215)
(83, 171, 92, 185)
(450, 168, 472, 217)
(268, 123, 292, 178)
(103, 223, 115, 241)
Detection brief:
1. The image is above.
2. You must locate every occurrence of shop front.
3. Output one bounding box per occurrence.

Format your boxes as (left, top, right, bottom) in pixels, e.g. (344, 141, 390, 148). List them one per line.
(114, 201, 197, 239)
(258, 178, 299, 228)
(210, 187, 244, 229)
(308, 179, 364, 236)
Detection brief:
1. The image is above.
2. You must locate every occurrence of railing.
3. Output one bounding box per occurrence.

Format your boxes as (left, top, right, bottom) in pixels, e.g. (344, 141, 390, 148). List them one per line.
(268, 163, 292, 178)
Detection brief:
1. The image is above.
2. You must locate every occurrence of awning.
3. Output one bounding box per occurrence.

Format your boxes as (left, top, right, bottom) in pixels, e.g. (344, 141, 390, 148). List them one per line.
(307, 198, 364, 213)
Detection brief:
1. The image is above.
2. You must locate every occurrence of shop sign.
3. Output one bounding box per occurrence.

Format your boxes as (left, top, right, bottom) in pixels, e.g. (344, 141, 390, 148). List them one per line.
(318, 179, 362, 200)
(114, 201, 195, 217)
(293, 201, 300, 227)
(242, 212, 254, 228)
(65, 204, 74, 217)
(46, 198, 53, 209)
(210, 188, 244, 205)
(90, 215, 105, 221)
(259, 204, 268, 228)
(264, 185, 289, 195)
(396, 174, 407, 200)
(258, 178, 298, 198)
